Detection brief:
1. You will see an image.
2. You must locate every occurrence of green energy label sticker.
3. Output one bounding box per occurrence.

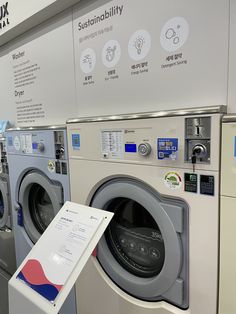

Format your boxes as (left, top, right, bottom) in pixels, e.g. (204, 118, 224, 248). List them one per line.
(164, 172, 182, 190)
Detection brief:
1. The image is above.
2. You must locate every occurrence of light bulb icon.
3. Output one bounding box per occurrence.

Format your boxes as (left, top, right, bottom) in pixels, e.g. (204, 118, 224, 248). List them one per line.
(134, 36, 145, 55)
(128, 30, 151, 61)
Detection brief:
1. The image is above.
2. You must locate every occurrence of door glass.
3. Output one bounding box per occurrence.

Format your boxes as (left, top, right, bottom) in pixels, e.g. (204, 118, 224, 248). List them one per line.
(104, 197, 165, 278)
(28, 183, 55, 234)
(0, 190, 4, 219)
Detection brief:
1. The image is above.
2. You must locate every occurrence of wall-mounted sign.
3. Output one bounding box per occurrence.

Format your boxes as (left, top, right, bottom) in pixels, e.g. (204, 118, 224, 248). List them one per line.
(73, 0, 229, 117)
(9, 10, 77, 127)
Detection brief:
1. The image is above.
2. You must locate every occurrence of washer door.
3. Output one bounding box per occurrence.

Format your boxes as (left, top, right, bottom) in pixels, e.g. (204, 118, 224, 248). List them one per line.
(19, 171, 63, 244)
(91, 178, 188, 308)
(0, 179, 9, 229)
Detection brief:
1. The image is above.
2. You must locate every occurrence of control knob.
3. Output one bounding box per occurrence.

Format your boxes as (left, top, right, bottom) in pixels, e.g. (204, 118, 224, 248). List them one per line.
(138, 143, 151, 156)
(38, 142, 45, 152)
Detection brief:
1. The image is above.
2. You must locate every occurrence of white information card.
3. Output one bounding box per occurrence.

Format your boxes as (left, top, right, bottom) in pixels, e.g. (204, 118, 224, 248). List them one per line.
(9, 201, 114, 314)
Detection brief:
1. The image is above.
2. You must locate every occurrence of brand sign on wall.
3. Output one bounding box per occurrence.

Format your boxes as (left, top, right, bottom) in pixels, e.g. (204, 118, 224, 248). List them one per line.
(8, 9, 77, 127)
(73, 0, 229, 117)
(0, 0, 81, 46)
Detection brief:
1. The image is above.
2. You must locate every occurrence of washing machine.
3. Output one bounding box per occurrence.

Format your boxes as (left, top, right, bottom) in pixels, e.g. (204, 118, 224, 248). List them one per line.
(0, 134, 17, 314)
(219, 115, 236, 314)
(6, 126, 77, 314)
(67, 106, 225, 314)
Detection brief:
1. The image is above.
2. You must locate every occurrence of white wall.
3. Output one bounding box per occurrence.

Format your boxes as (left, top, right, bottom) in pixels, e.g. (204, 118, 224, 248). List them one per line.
(0, 0, 233, 126)
(228, 0, 236, 112)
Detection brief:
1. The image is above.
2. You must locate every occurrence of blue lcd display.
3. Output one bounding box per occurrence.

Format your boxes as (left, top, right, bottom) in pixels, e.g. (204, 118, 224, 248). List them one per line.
(32, 142, 38, 150)
(125, 143, 137, 153)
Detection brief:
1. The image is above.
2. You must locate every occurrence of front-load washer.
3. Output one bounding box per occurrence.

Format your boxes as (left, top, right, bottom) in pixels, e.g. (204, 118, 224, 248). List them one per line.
(0, 135, 17, 314)
(67, 106, 225, 314)
(6, 126, 77, 314)
(219, 115, 236, 313)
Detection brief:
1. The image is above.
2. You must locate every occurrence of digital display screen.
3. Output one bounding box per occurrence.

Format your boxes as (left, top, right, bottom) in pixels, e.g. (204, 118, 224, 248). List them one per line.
(125, 143, 137, 153)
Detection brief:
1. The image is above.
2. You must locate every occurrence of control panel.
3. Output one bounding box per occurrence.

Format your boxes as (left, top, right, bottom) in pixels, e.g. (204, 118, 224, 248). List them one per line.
(54, 131, 65, 160)
(6, 129, 68, 160)
(185, 117, 211, 165)
(69, 112, 220, 173)
(0, 138, 8, 174)
(54, 131, 67, 175)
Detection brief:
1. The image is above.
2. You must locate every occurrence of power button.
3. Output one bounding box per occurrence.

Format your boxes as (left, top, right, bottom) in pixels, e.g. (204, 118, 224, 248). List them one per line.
(138, 143, 151, 156)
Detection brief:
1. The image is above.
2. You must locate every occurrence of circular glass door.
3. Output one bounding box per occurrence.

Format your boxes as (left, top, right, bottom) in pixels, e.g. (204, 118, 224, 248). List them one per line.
(91, 178, 186, 301)
(28, 183, 55, 234)
(19, 171, 63, 244)
(105, 197, 165, 278)
(0, 190, 4, 220)
(0, 179, 9, 229)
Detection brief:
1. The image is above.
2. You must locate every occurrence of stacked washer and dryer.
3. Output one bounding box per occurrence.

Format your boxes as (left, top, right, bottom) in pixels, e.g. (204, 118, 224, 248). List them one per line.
(67, 106, 225, 314)
(5, 127, 77, 314)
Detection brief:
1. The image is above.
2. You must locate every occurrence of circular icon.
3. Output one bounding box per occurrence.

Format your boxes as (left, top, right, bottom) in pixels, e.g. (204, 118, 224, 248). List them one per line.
(13, 136, 20, 151)
(128, 29, 151, 61)
(138, 244, 148, 255)
(164, 171, 182, 190)
(119, 237, 128, 248)
(149, 247, 160, 259)
(80, 48, 96, 74)
(102, 40, 121, 68)
(128, 241, 137, 251)
(160, 17, 189, 52)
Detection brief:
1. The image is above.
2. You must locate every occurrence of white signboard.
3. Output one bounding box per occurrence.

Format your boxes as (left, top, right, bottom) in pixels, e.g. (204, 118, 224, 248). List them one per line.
(0, 0, 81, 46)
(9, 10, 77, 127)
(9, 201, 113, 314)
(73, 0, 229, 117)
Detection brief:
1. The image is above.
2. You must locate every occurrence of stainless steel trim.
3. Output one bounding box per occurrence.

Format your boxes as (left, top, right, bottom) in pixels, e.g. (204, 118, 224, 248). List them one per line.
(6, 125, 66, 132)
(67, 105, 227, 124)
(222, 114, 236, 122)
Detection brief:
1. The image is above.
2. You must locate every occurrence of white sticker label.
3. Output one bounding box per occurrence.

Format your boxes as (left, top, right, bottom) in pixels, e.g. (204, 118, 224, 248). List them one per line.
(20, 134, 33, 154)
(101, 130, 124, 159)
(13, 136, 21, 151)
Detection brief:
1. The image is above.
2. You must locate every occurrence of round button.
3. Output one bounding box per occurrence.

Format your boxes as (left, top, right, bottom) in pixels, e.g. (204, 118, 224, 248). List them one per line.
(38, 142, 45, 152)
(138, 143, 151, 156)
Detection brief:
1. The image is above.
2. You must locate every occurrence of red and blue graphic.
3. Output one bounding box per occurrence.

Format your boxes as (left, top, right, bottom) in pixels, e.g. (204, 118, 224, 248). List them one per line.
(17, 259, 63, 303)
